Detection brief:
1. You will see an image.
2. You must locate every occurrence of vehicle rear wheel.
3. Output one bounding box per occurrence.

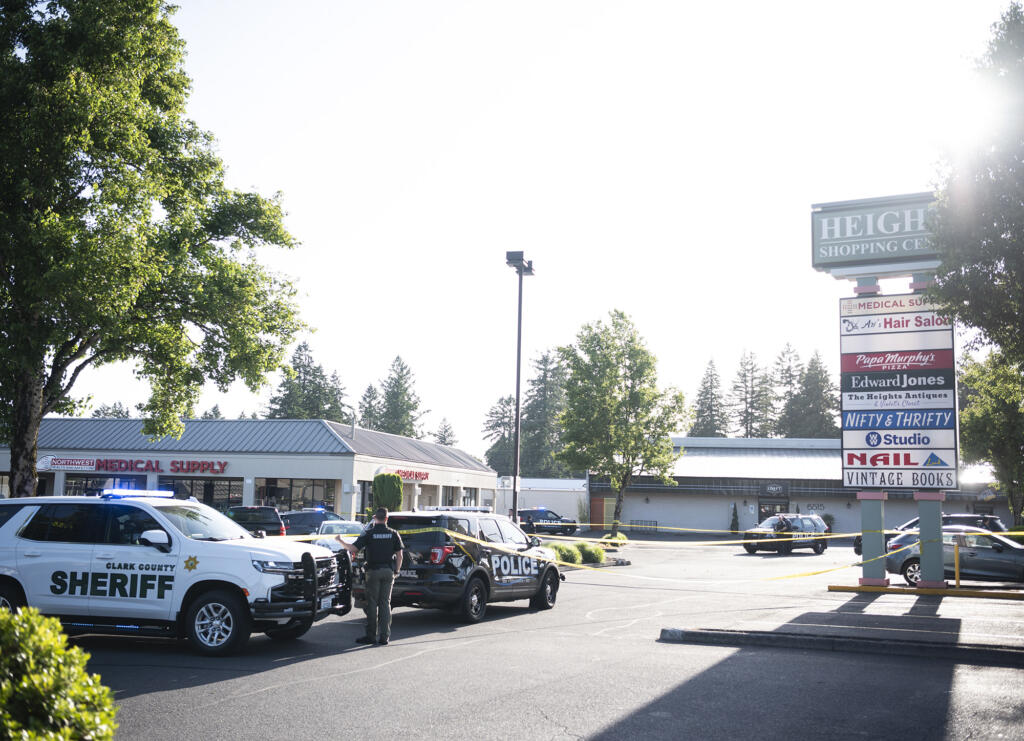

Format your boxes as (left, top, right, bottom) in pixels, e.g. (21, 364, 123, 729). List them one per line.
(0, 582, 25, 611)
(901, 558, 922, 586)
(185, 589, 251, 656)
(853, 537, 862, 556)
(460, 577, 488, 623)
(264, 618, 313, 642)
(812, 541, 826, 554)
(530, 569, 558, 610)
(743, 544, 757, 554)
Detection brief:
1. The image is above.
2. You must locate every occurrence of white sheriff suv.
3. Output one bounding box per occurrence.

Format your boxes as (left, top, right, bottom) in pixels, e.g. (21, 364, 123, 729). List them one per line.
(0, 492, 351, 655)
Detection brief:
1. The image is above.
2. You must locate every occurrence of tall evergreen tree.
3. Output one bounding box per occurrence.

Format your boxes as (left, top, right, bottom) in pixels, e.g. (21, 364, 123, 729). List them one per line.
(482, 395, 516, 476)
(771, 343, 803, 435)
(266, 342, 349, 421)
(520, 351, 570, 477)
(778, 352, 839, 438)
(378, 356, 424, 437)
(433, 418, 458, 446)
(358, 385, 383, 430)
(200, 405, 224, 420)
(728, 351, 773, 437)
(688, 360, 729, 437)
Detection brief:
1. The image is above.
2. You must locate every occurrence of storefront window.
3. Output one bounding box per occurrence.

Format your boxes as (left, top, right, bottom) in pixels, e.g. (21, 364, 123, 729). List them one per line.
(461, 488, 477, 506)
(254, 477, 336, 512)
(158, 477, 242, 511)
(64, 475, 145, 496)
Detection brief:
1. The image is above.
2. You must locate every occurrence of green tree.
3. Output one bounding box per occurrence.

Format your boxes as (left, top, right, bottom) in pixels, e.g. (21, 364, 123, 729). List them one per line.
(688, 359, 729, 437)
(520, 350, 570, 477)
(91, 402, 132, 419)
(200, 404, 224, 420)
(482, 395, 516, 476)
(372, 472, 404, 512)
(777, 352, 839, 438)
(266, 342, 348, 421)
(728, 351, 774, 437)
(930, 3, 1024, 365)
(358, 385, 383, 430)
(771, 343, 804, 435)
(959, 351, 1024, 526)
(0, 1, 301, 497)
(557, 311, 689, 537)
(432, 418, 458, 446)
(378, 356, 424, 437)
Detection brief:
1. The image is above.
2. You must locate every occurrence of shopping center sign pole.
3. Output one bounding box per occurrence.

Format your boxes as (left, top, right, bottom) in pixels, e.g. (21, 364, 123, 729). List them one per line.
(506, 252, 534, 524)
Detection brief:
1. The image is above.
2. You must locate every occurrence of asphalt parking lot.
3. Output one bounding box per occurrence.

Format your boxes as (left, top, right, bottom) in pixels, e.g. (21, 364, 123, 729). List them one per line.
(79, 536, 1024, 740)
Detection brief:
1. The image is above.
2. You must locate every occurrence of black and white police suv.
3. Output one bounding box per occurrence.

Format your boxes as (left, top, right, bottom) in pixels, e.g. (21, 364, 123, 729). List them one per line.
(518, 507, 578, 535)
(352, 507, 563, 623)
(0, 492, 351, 656)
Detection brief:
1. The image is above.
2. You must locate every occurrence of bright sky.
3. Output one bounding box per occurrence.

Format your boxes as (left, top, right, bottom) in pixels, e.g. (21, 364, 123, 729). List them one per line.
(74, 0, 1010, 459)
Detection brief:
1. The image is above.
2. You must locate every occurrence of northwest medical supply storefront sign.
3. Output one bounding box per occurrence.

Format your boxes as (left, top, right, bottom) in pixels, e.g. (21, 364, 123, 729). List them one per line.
(840, 294, 957, 490)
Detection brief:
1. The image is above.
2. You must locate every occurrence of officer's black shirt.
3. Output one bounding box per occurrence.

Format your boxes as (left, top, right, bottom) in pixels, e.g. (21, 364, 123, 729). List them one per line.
(354, 522, 404, 568)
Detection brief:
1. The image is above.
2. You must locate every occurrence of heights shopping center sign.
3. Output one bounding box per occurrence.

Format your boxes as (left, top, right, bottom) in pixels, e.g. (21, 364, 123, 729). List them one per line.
(840, 294, 958, 490)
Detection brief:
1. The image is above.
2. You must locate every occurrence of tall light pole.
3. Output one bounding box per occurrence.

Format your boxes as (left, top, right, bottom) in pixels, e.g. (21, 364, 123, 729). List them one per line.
(505, 251, 534, 523)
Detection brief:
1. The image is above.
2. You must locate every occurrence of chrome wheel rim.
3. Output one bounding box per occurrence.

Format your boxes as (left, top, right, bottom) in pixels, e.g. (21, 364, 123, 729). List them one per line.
(905, 562, 921, 584)
(0, 595, 12, 611)
(470, 585, 484, 617)
(195, 602, 234, 647)
(544, 575, 556, 605)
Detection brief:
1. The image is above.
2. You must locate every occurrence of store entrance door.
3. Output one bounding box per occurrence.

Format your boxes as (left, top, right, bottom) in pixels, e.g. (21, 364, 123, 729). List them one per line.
(758, 498, 789, 522)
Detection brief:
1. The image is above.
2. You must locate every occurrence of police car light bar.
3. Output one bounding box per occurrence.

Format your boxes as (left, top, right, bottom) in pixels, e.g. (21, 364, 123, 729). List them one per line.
(421, 506, 493, 512)
(100, 489, 176, 499)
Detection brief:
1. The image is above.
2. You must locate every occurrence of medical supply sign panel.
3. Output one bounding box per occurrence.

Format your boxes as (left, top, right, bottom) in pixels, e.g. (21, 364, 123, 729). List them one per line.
(840, 294, 957, 490)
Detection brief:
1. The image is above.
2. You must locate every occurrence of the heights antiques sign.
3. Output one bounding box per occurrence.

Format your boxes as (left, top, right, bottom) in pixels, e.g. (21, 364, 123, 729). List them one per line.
(812, 192, 937, 271)
(839, 294, 957, 490)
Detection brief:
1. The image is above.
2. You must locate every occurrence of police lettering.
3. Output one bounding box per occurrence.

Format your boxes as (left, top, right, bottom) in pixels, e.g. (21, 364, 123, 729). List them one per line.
(50, 570, 174, 599)
(493, 555, 538, 577)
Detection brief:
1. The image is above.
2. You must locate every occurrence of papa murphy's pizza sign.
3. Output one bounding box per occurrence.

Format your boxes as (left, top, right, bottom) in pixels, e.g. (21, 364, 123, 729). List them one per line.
(840, 294, 957, 490)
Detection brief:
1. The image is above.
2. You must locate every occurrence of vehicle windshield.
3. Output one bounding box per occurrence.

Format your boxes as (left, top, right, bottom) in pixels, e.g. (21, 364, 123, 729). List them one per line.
(319, 521, 364, 535)
(154, 502, 250, 541)
(757, 516, 781, 529)
(226, 508, 277, 523)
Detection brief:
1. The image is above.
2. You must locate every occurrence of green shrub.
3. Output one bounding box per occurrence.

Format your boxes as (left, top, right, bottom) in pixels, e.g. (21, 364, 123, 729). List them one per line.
(729, 503, 739, 534)
(0, 607, 118, 739)
(372, 472, 404, 512)
(550, 543, 582, 564)
(600, 532, 629, 547)
(575, 541, 606, 564)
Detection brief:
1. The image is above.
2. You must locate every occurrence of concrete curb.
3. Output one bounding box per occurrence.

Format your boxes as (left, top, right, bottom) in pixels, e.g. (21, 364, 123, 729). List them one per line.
(561, 558, 632, 571)
(659, 627, 1024, 667)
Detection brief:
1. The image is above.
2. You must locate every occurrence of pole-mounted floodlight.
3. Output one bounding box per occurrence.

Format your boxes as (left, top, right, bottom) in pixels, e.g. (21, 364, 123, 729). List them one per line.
(505, 251, 534, 524)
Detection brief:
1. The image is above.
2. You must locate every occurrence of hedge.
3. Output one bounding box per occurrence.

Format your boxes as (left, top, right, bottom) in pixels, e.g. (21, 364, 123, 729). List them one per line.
(575, 541, 606, 564)
(549, 543, 582, 564)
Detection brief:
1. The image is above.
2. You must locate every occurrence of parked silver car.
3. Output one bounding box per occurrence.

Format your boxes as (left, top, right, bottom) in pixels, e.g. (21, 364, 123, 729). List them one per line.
(885, 525, 1024, 586)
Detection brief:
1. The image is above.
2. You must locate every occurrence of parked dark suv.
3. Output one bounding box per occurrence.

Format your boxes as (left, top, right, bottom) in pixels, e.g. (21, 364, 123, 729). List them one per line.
(744, 513, 829, 555)
(518, 507, 578, 535)
(853, 513, 1007, 555)
(224, 505, 286, 537)
(352, 508, 563, 623)
(281, 509, 343, 535)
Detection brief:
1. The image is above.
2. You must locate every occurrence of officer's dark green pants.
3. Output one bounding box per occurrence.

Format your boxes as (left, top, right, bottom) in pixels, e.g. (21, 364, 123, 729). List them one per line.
(364, 567, 396, 641)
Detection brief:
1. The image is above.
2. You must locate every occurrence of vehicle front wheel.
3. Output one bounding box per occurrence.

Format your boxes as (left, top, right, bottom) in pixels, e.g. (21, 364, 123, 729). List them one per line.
(264, 618, 313, 642)
(901, 558, 922, 586)
(743, 544, 757, 554)
(460, 577, 488, 623)
(185, 589, 251, 656)
(0, 582, 25, 612)
(812, 541, 826, 554)
(777, 541, 793, 555)
(530, 569, 558, 610)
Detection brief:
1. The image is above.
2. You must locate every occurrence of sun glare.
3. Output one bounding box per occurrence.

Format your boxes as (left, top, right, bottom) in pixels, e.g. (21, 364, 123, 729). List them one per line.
(933, 70, 1005, 159)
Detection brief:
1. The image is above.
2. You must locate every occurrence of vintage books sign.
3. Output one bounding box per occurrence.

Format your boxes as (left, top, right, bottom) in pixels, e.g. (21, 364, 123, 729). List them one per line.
(839, 293, 957, 490)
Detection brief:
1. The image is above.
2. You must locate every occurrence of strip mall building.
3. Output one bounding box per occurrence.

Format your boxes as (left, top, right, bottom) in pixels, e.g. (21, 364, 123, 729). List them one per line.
(588, 437, 1007, 535)
(0, 418, 497, 517)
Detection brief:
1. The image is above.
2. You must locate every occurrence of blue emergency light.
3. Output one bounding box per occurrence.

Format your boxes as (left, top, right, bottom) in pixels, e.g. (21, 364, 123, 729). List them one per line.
(99, 489, 175, 499)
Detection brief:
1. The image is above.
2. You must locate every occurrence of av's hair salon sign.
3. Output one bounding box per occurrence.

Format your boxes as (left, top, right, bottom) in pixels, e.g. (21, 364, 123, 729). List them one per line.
(812, 192, 936, 271)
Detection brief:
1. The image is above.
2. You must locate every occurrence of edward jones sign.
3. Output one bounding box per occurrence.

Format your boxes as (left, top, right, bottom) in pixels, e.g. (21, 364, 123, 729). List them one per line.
(812, 193, 936, 271)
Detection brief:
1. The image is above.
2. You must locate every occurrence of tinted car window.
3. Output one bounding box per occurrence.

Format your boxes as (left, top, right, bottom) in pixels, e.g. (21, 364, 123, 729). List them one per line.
(479, 518, 502, 543)
(20, 503, 102, 543)
(102, 504, 165, 546)
(388, 516, 443, 550)
(0, 502, 27, 528)
(227, 507, 278, 524)
(497, 519, 529, 547)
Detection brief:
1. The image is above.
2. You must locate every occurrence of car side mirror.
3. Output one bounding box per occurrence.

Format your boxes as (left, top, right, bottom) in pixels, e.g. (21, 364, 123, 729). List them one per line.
(255, 529, 266, 539)
(139, 529, 171, 552)
(529, 536, 541, 548)
(992, 542, 1004, 553)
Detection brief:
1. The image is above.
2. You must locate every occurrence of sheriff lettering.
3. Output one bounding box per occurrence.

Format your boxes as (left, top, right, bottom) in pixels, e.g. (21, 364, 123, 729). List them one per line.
(50, 570, 174, 599)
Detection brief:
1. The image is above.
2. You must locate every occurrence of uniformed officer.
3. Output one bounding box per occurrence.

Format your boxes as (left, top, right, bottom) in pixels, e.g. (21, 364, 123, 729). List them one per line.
(341, 507, 404, 646)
